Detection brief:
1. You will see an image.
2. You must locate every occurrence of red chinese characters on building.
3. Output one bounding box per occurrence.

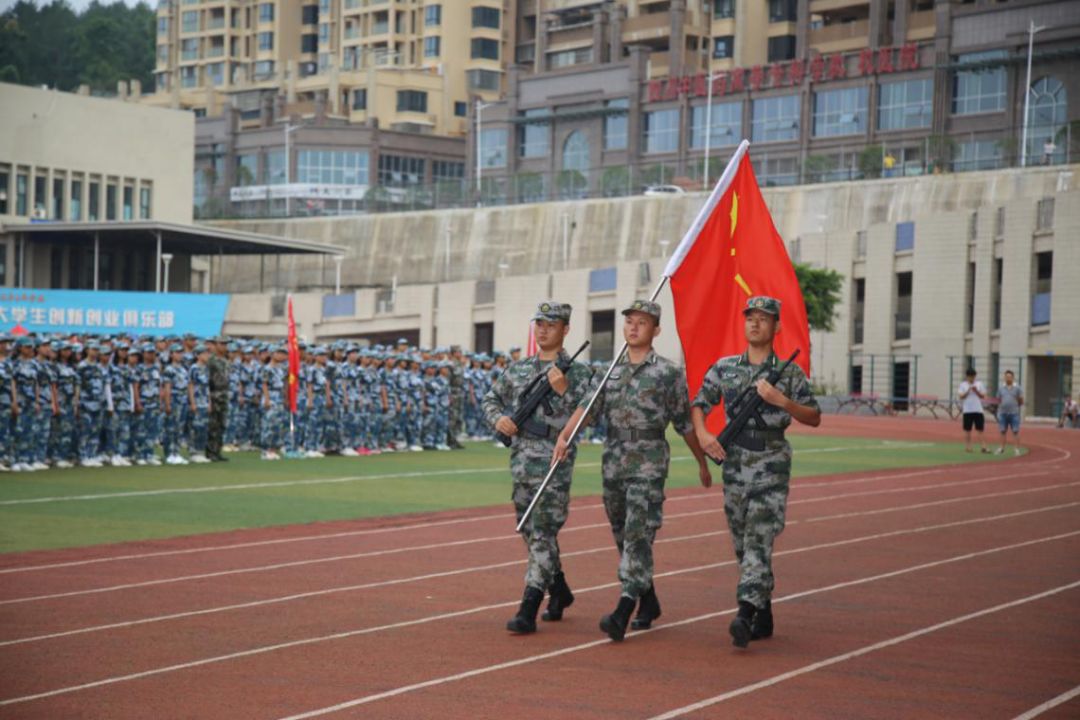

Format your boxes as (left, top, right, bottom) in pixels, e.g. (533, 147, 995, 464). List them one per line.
(770, 63, 785, 88)
(749, 65, 765, 91)
(827, 53, 847, 79)
(899, 42, 919, 71)
(877, 46, 895, 73)
(809, 54, 826, 82)
(648, 80, 663, 102)
(729, 67, 746, 93)
(712, 72, 728, 95)
(693, 73, 707, 97)
(663, 77, 679, 100)
(789, 58, 806, 86)
(858, 48, 875, 75)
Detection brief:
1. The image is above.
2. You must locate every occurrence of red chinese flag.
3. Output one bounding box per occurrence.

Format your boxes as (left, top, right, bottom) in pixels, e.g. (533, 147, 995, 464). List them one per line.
(664, 140, 810, 434)
(286, 295, 300, 414)
(526, 320, 538, 357)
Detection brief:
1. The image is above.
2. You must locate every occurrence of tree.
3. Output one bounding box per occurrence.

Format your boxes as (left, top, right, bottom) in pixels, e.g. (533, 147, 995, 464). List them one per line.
(794, 263, 844, 332)
(858, 144, 884, 179)
(803, 155, 836, 184)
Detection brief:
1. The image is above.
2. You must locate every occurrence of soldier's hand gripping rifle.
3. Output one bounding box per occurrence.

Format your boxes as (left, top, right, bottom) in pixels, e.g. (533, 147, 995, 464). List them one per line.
(708, 349, 800, 467)
(496, 341, 590, 447)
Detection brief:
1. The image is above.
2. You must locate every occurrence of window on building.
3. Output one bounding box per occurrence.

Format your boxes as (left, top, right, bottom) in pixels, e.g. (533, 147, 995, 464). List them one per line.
(297, 150, 370, 185)
(318, 23, 329, 43)
(139, 186, 152, 219)
(548, 47, 592, 69)
(1, 168, 12, 214)
(259, 3, 273, 22)
(425, 4, 441, 26)
(424, 36, 440, 57)
(236, 154, 259, 186)
(181, 38, 199, 61)
(471, 6, 500, 29)
(965, 262, 976, 332)
(853, 278, 865, 344)
(158, 17, 169, 35)
(301, 34, 318, 53)
(258, 32, 274, 51)
(49, 176, 63, 219)
(474, 322, 494, 355)
(590, 310, 616, 362)
(433, 160, 464, 182)
(104, 183, 117, 220)
(1036, 197, 1054, 231)
(1031, 251, 1052, 326)
(895, 271, 913, 340)
(301, 4, 318, 24)
(471, 38, 499, 60)
(768, 0, 797, 22)
(15, 172, 27, 216)
(643, 108, 679, 154)
(396, 90, 428, 113)
(713, 35, 734, 60)
(952, 51, 1006, 115)
(561, 130, 590, 198)
(352, 88, 367, 110)
(479, 128, 507, 168)
(995, 207, 1005, 237)
(87, 179, 98, 220)
(855, 230, 867, 258)
(604, 98, 629, 150)
(895, 221, 914, 252)
(767, 35, 795, 62)
(955, 140, 1002, 171)
(878, 78, 932, 131)
(690, 100, 741, 149)
(181, 11, 198, 33)
(122, 185, 134, 220)
(378, 154, 426, 187)
(207, 62, 225, 86)
(518, 109, 548, 158)
(752, 155, 797, 186)
(752, 94, 799, 142)
(157, 44, 169, 65)
(454, 101, 467, 117)
(714, 0, 735, 19)
(1026, 76, 1067, 165)
(813, 86, 868, 137)
(992, 257, 1003, 330)
(467, 69, 500, 91)
(267, 151, 286, 184)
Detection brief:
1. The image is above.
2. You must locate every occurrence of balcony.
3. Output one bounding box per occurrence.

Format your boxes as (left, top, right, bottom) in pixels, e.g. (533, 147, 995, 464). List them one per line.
(906, 10, 935, 41)
(372, 21, 389, 35)
(547, 0, 599, 10)
(622, 13, 671, 43)
(809, 18, 869, 52)
(646, 51, 670, 79)
(809, 0, 868, 12)
(546, 26, 593, 50)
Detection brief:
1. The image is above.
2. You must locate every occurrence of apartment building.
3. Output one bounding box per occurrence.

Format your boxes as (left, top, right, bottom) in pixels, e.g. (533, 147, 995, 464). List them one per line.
(471, 0, 1079, 200)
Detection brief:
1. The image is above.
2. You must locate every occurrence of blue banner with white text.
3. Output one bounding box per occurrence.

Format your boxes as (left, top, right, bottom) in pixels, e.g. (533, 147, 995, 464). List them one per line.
(0, 289, 230, 337)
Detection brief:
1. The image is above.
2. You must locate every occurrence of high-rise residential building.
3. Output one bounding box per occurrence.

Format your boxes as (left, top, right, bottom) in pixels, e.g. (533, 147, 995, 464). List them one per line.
(472, 0, 1079, 204)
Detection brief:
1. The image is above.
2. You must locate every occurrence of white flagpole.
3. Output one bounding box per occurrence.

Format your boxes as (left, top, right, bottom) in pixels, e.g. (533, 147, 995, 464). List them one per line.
(515, 142, 750, 533)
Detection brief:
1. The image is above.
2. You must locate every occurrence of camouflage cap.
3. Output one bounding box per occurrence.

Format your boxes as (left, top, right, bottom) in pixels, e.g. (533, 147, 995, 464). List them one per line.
(532, 301, 572, 323)
(622, 299, 661, 321)
(743, 296, 781, 317)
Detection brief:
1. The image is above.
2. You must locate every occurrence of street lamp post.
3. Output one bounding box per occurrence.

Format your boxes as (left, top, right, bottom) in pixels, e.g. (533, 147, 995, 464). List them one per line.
(1020, 20, 1046, 168)
(161, 253, 173, 293)
(283, 123, 301, 215)
(475, 99, 495, 206)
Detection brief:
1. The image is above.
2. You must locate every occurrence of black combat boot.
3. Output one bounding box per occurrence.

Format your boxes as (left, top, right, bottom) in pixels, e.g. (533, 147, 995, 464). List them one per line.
(541, 572, 574, 621)
(506, 586, 544, 634)
(729, 600, 757, 649)
(599, 596, 638, 642)
(750, 600, 773, 640)
(631, 584, 662, 630)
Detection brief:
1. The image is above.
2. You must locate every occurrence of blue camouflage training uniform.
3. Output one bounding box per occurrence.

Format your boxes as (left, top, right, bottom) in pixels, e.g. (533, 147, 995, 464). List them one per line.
(189, 362, 211, 453)
(692, 350, 818, 608)
(135, 362, 163, 461)
(12, 357, 39, 465)
(75, 359, 107, 462)
(106, 363, 136, 459)
(162, 362, 190, 458)
(0, 358, 15, 465)
(51, 361, 78, 464)
(261, 363, 287, 450)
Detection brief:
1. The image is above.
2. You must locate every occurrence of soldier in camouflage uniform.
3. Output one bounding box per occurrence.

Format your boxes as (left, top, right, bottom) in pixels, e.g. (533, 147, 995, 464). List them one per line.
(555, 300, 711, 641)
(0, 339, 14, 471)
(188, 344, 212, 463)
(206, 337, 230, 462)
(483, 301, 593, 634)
(446, 345, 465, 449)
(691, 296, 820, 649)
(75, 342, 107, 468)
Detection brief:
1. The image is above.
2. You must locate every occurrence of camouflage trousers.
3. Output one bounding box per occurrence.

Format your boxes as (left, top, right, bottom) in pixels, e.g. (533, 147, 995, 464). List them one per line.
(447, 392, 462, 442)
(261, 407, 287, 450)
(207, 393, 227, 456)
(225, 396, 243, 445)
(511, 439, 575, 592)
(14, 407, 37, 464)
(190, 406, 210, 452)
(33, 407, 51, 463)
(422, 408, 448, 447)
(134, 406, 162, 460)
(721, 443, 792, 608)
(162, 402, 189, 457)
(105, 410, 134, 458)
(0, 408, 12, 464)
(602, 473, 666, 600)
(49, 406, 77, 463)
(77, 408, 104, 462)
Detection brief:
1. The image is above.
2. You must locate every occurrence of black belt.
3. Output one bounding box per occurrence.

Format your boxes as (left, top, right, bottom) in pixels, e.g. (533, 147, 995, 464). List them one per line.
(521, 419, 561, 441)
(608, 427, 666, 442)
(730, 428, 785, 452)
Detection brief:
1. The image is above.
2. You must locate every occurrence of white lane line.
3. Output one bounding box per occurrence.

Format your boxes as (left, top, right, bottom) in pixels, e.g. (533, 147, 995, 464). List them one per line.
(4, 507, 1075, 708)
(1010, 685, 1080, 720)
(0, 441, 925, 507)
(1, 471, 1058, 606)
(268, 531, 1080, 720)
(0, 463, 950, 576)
(646, 581, 1080, 720)
(4, 500, 1075, 649)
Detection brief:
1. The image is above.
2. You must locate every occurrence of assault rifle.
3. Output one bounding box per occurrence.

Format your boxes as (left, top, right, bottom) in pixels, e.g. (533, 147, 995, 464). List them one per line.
(496, 341, 590, 447)
(709, 349, 801, 466)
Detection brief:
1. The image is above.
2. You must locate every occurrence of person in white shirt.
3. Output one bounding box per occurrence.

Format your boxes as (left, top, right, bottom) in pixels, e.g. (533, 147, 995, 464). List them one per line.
(1060, 397, 1079, 429)
(958, 368, 988, 453)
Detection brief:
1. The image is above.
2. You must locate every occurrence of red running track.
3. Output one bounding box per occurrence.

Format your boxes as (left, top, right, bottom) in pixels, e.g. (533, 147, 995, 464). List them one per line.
(0, 416, 1077, 719)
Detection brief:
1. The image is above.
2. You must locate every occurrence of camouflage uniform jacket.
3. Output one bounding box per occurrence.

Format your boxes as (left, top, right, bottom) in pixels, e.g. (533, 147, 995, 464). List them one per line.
(585, 350, 693, 480)
(692, 350, 818, 480)
(208, 355, 229, 397)
(482, 350, 592, 452)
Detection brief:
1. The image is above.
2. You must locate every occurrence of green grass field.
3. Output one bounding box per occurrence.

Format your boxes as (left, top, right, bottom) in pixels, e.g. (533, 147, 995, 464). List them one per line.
(0, 435, 1016, 554)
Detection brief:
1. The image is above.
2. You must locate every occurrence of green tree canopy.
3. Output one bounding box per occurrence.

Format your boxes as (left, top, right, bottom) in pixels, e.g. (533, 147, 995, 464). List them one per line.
(794, 263, 844, 332)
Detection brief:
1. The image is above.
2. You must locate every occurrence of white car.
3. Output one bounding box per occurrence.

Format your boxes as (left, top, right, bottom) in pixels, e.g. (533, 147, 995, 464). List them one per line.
(643, 184, 686, 196)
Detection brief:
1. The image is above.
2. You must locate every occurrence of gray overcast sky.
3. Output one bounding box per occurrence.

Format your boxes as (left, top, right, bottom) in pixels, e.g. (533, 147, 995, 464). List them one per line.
(1, 0, 147, 12)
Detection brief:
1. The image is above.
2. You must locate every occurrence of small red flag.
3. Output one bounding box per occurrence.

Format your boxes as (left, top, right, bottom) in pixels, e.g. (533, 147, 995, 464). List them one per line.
(664, 140, 810, 434)
(286, 295, 300, 414)
(526, 321, 538, 357)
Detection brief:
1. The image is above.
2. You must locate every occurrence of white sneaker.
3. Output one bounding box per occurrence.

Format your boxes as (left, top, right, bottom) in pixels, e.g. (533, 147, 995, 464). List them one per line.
(32, 462, 48, 470)
(11, 463, 25, 472)
(190, 453, 211, 464)
(437, 444, 451, 451)
(0, 464, 9, 472)
(135, 459, 148, 466)
(409, 445, 424, 452)
(82, 459, 102, 468)
(148, 457, 162, 466)
(305, 450, 324, 459)
(340, 448, 358, 457)
(1014, 447, 1022, 456)
(57, 460, 74, 469)
(994, 447, 1003, 455)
